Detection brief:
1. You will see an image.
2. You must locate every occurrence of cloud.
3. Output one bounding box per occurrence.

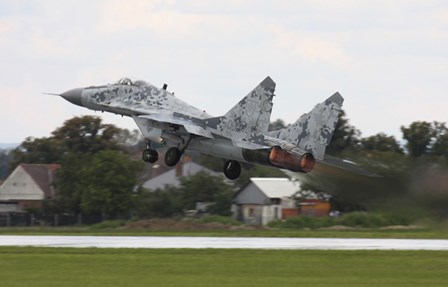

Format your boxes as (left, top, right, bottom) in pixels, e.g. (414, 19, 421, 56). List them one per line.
(98, 0, 204, 36)
(269, 25, 352, 68)
(0, 0, 447, 143)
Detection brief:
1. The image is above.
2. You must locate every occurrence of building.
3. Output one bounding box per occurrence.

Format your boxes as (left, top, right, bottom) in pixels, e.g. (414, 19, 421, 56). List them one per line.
(298, 199, 331, 217)
(0, 164, 60, 212)
(232, 177, 300, 225)
(142, 156, 222, 190)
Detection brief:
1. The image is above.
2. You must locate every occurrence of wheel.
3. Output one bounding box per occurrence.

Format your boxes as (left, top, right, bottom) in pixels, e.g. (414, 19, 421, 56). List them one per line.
(223, 160, 241, 180)
(164, 147, 182, 167)
(142, 149, 158, 163)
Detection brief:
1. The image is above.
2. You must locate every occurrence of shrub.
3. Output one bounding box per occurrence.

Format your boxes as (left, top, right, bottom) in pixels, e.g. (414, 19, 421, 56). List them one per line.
(198, 215, 242, 226)
(268, 212, 415, 229)
(89, 220, 127, 229)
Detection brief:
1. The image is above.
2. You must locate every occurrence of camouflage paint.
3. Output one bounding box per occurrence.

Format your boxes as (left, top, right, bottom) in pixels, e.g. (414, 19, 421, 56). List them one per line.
(266, 92, 344, 160)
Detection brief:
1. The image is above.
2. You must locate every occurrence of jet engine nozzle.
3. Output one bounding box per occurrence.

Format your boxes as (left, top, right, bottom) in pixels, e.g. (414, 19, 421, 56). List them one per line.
(242, 147, 315, 173)
(269, 147, 315, 173)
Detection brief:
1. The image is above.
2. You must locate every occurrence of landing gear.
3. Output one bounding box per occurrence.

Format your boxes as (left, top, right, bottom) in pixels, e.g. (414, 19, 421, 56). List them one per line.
(223, 160, 241, 180)
(142, 149, 158, 163)
(164, 147, 182, 167)
(142, 140, 158, 163)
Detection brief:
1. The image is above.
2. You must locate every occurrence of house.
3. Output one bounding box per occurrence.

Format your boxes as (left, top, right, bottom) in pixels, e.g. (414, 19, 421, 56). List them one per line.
(142, 156, 222, 190)
(298, 199, 331, 217)
(232, 177, 300, 225)
(0, 164, 60, 212)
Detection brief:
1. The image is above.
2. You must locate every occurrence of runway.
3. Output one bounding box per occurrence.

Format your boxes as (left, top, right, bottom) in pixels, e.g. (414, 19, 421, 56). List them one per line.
(1, 235, 448, 250)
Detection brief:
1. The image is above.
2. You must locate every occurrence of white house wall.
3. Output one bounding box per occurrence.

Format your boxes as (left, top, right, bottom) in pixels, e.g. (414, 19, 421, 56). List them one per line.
(261, 205, 282, 225)
(241, 205, 263, 225)
(0, 166, 44, 200)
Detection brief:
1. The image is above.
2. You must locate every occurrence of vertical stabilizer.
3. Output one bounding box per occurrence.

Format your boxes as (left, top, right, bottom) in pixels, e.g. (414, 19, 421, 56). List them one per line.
(205, 76, 275, 147)
(267, 92, 344, 159)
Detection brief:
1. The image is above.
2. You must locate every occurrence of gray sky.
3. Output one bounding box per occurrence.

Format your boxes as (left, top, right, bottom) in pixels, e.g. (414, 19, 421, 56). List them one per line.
(1, 0, 447, 143)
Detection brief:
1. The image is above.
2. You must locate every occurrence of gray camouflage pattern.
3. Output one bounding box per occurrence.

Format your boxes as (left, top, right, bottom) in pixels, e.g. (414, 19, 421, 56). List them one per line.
(65, 76, 342, 163)
(266, 92, 344, 160)
(81, 78, 209, 119)
(205, 76, 275, 147)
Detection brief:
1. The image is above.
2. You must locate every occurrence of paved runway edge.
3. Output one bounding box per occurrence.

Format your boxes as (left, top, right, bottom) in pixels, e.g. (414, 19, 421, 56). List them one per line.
(1, 236, 448, 250)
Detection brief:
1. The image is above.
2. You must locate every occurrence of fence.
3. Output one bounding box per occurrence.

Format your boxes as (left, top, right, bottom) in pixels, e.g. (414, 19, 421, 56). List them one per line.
(0, 213, 104, 227)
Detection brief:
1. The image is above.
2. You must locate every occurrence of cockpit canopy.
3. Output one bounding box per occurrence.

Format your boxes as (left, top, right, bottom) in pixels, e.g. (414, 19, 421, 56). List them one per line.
(117, 77, 133, 85)
(112, 77, 148, 87)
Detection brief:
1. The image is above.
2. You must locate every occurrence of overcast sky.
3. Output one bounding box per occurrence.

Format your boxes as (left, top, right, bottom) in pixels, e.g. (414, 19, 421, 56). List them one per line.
(1, 0, 447, 143)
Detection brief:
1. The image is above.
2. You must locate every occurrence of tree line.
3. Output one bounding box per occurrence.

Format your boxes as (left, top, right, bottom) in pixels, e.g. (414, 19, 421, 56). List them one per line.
(2, 111, 448, 220)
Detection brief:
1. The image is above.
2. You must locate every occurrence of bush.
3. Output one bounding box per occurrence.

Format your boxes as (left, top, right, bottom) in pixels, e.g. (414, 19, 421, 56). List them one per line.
(198, 215, 242, 226)
(89, 220, 127, 229)
(268, 212, 415, 229)
(268, 216, 335, 229)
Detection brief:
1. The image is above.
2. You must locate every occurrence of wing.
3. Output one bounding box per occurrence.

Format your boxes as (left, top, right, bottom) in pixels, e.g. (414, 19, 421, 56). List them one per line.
(133, 113, 214, 139)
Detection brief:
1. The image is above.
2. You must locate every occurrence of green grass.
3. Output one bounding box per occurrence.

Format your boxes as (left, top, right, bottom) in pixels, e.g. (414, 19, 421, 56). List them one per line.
(1, 227, 448, 239)
(0, 247, 447, 287)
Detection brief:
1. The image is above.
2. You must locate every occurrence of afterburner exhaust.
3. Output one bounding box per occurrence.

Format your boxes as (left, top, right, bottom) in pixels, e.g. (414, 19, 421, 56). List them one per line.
(242, 147, 315, 173)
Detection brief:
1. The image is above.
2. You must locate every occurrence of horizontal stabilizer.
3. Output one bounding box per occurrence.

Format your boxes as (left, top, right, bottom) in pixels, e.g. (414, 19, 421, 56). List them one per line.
(319, 155, 380, 177)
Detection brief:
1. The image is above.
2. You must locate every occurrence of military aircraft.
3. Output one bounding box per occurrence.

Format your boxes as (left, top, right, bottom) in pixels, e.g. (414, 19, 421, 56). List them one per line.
(58, 76, 372, 179)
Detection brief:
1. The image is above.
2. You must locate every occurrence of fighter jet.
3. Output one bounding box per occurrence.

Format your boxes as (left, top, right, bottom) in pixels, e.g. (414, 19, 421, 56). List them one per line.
(58, 76, 370, 179)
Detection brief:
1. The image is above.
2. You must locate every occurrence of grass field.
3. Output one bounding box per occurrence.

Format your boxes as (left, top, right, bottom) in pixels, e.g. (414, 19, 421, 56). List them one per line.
(1, 227, 448, 239)
(0, 247, 447, 287)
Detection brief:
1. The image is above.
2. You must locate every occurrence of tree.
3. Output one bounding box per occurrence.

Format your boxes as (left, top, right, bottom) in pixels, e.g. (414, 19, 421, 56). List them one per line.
(9, 137, 60, 169)
(430, 122, 448, 158)
(269, 119, 287, 131)
(9, 116, 125, 172)
(79, 150, 143, 218)
(53, 153, 92, 214)
(326, 109, 361, 155)
(51, 116, 123, 154)
(0, 149, 12, 180)
(401, 121, 434, 157)
(361, 133, 403, 154)
(134, 186, 184, 218)
(179, 171, 234, 216)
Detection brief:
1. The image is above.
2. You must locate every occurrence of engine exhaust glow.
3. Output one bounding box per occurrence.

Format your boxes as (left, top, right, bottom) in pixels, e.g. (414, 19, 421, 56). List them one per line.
(242, 147, 315, 173)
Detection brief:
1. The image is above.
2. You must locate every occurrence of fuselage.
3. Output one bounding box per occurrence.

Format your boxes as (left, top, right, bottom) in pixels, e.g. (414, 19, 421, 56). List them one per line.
(62, 79, 250, 163)
(81, 79, 211, 119)
(59, 77, 321, 179)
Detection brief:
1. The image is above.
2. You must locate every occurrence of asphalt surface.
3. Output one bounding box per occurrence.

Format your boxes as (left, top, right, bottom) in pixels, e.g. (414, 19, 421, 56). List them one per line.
(1, 236, 448, 250)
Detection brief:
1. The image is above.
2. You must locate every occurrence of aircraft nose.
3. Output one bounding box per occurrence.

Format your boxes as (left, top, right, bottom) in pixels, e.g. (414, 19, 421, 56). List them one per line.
(61, 88, 84, 107)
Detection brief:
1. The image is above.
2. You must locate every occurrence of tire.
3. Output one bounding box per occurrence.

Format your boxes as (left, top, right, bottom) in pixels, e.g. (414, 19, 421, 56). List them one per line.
(223, 160, 241, 180)
(142, 149, 158, 163)
(164, 147, 182, 167)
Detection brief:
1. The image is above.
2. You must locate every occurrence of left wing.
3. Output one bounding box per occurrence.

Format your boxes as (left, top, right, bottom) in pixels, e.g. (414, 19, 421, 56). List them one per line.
(133, 113, 214, 140)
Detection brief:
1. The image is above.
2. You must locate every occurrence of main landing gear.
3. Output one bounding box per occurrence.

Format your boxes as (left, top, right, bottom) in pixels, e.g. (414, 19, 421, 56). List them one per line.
(142, 140, 158, 163)
(141, 138, 189, 167)
(164, 147, 182, 167)
(223, 160, 241, 180)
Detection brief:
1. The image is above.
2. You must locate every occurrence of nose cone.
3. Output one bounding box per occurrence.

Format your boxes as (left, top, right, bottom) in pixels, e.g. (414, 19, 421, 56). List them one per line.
(61, 88, 83, 107)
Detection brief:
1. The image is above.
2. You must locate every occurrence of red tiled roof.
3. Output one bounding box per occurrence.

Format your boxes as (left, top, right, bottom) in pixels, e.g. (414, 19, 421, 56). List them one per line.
(20, 164, 60, 198)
